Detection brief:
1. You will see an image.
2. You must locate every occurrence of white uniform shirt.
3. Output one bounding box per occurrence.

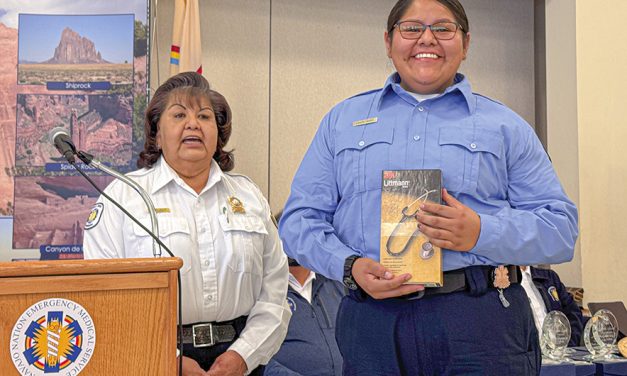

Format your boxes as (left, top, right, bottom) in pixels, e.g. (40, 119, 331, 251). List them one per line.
(520, 266, 548, 336)
(83, 157, 291, 371)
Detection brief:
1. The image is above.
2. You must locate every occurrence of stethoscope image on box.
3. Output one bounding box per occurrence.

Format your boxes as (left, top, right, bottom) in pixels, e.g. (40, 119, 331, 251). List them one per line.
(384, 188, 437, 258)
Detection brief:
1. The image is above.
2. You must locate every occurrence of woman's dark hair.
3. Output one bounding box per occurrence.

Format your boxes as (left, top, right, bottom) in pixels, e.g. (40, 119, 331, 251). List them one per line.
(386, 0, 469, 41)
(138, 71, 234, 171)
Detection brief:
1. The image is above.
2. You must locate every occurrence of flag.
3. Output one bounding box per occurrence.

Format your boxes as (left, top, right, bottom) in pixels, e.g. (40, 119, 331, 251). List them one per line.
(170, 0, 202, 75)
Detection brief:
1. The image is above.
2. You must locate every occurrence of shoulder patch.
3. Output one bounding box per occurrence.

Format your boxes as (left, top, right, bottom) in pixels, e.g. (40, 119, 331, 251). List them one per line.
(85, 203, 104, 230)
(287, 297, 297, 313)
(548, 286, 560, 302)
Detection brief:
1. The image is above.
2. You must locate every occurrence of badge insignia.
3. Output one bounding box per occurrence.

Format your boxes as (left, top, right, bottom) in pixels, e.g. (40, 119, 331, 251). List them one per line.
(352, 117, 378, 127)
(228, 196, 245, 214)
(287, 297, 296, 314)
(10, 298, 96, 375)
(548, 286, 560, 302)
(493, 265, 510, 289)
(84, 203, 104, 230)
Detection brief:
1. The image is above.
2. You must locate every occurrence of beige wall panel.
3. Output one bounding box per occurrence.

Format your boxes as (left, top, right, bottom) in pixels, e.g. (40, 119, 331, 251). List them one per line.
(545, 0, 581, 288)
(461, 0, 535, 126)
(151, 0, 271, 194)
(269, 0, 395, 211)
(270, 0, 535, 212)
(577, 0, 627, 305)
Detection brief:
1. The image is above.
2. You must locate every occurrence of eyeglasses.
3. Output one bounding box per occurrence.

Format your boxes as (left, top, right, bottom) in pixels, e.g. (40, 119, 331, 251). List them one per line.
(393, 20, 463, 41)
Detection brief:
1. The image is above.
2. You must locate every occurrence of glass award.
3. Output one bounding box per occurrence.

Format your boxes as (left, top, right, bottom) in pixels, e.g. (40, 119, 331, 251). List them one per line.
(583, 309, 619, 360)
(540, 310, 571, 362)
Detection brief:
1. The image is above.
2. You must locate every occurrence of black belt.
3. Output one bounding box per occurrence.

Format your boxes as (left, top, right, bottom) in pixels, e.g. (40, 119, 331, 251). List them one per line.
(179, 316, 246, 348)
(399, 265, 520, 300)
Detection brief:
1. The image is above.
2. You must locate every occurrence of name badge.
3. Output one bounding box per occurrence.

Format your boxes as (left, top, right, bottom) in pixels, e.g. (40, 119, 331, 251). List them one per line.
(352, 117, 378, 127)
(155, 208, 171, 213)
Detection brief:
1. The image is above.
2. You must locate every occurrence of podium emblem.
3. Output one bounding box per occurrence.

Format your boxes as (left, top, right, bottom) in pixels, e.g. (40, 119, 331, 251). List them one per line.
(10, 298, 96, 375)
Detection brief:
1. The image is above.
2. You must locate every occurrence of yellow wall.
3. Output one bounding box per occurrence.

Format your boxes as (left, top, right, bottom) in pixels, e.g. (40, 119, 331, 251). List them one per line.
(577, 0, 627, 305)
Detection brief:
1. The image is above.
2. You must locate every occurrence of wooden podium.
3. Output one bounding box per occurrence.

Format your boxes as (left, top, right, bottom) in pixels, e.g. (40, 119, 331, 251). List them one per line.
(0, 257, 182, 375)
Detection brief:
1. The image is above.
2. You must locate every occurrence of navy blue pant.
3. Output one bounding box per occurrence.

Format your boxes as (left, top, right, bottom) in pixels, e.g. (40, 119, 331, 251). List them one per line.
(335, 284, 540, 376)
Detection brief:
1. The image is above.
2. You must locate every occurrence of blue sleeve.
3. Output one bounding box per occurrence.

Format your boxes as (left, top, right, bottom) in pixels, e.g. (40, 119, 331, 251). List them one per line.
(279, 109, 359, 282)
(472, 122, 579, 265)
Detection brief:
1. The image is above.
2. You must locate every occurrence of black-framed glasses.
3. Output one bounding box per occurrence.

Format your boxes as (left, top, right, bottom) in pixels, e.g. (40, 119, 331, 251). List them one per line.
(393, 20, 463, 40)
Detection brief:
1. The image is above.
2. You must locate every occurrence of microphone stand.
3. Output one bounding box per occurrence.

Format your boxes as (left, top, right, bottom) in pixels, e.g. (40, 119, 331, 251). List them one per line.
(66, 151, 184, 376)
(77, 151, 161, 257)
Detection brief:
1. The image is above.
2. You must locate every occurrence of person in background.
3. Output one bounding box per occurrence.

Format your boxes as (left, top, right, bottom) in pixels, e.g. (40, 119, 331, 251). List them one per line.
(84, 72, 290, 376)
(520, 266, 584, 347)
(264, 212, 344, 376)
(279, 0, 578, 374)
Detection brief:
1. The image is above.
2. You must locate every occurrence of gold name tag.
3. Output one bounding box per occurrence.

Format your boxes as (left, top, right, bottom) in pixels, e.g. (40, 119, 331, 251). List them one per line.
(352, 117, 378, 127)
(155, 208, 171, 213)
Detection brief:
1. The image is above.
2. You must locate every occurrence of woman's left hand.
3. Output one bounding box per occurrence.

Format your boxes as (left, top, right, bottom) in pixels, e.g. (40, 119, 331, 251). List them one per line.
(415, 188, 481, 252)
(206, 350, 247, 376)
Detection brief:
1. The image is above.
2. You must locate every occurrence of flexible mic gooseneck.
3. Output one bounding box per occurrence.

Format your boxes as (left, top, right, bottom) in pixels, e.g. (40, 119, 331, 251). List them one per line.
(77, 151, 162, 258)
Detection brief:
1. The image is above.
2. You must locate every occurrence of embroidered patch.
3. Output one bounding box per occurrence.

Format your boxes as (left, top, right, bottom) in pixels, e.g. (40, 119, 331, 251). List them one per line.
(10, 298, 96, 375)
(548, 286, 559, 302)
(287, 297, 296, 313)
(85, 203, 104, 230)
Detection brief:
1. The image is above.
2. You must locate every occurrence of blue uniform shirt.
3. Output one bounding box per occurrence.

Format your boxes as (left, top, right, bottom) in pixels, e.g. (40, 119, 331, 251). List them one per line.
(279, 73, 579, 282)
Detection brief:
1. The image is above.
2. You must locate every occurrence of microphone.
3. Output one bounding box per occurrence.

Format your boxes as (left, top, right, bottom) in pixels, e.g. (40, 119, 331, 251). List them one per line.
(49, 127, 77, 163)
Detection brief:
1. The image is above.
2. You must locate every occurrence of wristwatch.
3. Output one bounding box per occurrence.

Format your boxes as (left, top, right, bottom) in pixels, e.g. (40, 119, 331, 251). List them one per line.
(343, 255, 360, 290)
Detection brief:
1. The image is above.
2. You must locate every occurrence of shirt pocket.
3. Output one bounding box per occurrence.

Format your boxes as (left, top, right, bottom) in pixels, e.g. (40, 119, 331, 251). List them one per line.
(218, 214, 268, 275)
(132, 216, 193, 273)
(335, 127, 395, 194)
(438, 126, 504, 194)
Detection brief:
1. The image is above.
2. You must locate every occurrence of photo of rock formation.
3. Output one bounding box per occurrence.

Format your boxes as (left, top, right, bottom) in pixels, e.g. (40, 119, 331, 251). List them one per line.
(12, 175, 114, 249)
(17, 14, 133, 85)
(0, 2, 148, 257)
(44, 27, 110, 65)
(15, 94, 133, 168)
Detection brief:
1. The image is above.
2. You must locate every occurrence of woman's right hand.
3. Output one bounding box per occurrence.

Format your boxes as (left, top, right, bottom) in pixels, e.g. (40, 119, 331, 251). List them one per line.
(351, 258, 424, 299)
(181, 355, 208, 376)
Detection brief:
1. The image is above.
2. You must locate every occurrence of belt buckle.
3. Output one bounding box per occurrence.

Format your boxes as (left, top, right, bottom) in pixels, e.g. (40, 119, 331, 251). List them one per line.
(192, 323, 214, 348)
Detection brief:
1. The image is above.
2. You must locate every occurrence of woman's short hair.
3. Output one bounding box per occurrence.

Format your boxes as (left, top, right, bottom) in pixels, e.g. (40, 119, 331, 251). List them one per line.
(138, 71, 234, 171)
(387, 0, 469, 41)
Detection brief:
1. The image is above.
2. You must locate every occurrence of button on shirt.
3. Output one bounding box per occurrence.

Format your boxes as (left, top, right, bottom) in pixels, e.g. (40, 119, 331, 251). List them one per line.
(83, 157, 291, 370)
(279, 73, 578, 282)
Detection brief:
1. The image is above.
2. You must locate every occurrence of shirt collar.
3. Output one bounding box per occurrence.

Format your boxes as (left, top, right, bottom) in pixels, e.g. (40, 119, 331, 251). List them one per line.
(288, 271, 316, 290)
(150, 157, 224, 195)
(376, 72, 475, 114)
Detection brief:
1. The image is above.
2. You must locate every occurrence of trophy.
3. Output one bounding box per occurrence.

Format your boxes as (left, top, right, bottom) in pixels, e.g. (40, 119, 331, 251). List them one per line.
(583, 309, 619, 360)
(540, 311, 571, 362)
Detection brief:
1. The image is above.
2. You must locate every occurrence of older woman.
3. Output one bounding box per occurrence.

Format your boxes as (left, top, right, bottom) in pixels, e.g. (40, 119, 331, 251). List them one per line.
(279, 0, 578, 375)
(84, 72, 290, 376)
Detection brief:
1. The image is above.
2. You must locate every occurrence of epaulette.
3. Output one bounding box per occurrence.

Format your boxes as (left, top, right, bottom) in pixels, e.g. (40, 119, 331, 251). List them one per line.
(474, 92, 505, 107)
(346, 87, 382, 100)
